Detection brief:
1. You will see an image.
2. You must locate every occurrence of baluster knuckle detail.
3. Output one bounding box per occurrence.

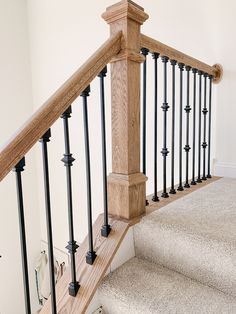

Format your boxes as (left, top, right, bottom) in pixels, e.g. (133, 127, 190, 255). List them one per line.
(161, 148, 169, 156)
(61, 154, 75, 166)
(161, 102, 169, 111)
(66, 241, 79, 254)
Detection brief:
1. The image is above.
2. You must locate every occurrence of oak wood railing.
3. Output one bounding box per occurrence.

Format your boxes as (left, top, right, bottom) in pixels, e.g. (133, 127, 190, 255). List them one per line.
(0, 31, 122, 182)
(0, 0, 223, 313)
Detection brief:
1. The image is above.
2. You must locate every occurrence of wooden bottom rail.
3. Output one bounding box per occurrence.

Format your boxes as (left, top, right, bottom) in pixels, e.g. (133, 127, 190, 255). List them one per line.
(40, 215, 129, 314)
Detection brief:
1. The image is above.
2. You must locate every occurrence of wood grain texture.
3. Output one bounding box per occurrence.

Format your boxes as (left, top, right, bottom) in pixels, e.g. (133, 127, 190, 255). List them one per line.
(140, 33, 223, 82)
(41, 215, 129, 314)
(103, 0, 148, 220)
(0, 32, 122, 182)
(108, 173, 147, 219)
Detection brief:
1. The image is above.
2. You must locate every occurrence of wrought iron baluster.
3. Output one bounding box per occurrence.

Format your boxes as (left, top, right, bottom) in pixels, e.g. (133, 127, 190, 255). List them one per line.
(39, 129, 57, 313)
(191, 69, 198, 185)
(177, 63, 185, 191)
(141, 48, 149, 177)
(197, 70, 203, 183)
(207, 75, 213, 178)
(152, 52, 160, 202)
(13, 157, 31, 314)
(141, 48, 149, 205)
(61, 106, 80, 297)
(81, 86, 97, 265)
(98, 66, 111, 237)
(170, 60, 177, 194)
(161, 56, 169, 198)
(184, 66, 192, 188)
(202, 73, 208, 180)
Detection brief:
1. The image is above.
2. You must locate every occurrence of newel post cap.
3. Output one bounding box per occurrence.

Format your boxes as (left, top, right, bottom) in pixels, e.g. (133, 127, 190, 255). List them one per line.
(102, 0, 149, 25)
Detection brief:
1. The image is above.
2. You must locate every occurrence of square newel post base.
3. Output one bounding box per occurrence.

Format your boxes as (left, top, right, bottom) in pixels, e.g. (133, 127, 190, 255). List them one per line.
(108, 173, 147, 220)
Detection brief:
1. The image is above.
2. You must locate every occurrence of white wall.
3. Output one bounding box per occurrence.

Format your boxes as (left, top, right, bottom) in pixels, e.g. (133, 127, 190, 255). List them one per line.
(0, 0, 41, 313)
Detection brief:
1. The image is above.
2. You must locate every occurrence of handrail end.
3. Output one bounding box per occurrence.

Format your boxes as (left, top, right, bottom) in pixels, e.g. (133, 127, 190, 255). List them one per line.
(213, 63, 223, 84)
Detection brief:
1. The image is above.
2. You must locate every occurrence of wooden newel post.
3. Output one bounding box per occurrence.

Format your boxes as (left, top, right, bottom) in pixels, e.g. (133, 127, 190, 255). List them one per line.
(102, 0, 149, 220)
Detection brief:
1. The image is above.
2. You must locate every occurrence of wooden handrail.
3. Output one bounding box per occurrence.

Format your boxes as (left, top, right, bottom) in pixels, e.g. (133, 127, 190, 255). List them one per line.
(140, 33, 223, 83)
(0, 31, 122, 182)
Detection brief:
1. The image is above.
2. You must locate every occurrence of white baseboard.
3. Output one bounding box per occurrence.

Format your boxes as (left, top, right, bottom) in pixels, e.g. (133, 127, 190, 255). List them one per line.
(214, 162, 236, 178)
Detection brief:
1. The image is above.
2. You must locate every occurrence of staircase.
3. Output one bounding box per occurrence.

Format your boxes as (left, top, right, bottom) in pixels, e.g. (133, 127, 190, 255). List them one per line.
(98, 178, 236, 313)
(0, 0, 225, 313)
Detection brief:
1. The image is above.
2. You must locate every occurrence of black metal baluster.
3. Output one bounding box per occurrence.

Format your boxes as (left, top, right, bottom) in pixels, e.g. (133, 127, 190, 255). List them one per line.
(197, 71, 203, 183)
(184, 66, 191, 188)
(61, 106, 80, 297)
(202, 73, 208, 180)
(170, 60, 177, 194)
(81, 86, 97, 265)
(141, 48, 149, 205)
(98, 66, 111, 237)
(13, 157, 31, 314)
(177, 63, 185, 191)
(207, 75, 213, 178)
(39, 129, 57, 313)
(152, 52, 160, 202)
(161, 56, 169, 198)
(141, 48, 149, 176)
(191, 69, 198, 185)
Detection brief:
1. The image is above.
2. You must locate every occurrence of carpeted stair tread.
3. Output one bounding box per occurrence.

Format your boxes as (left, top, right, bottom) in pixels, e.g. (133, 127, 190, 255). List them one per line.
(134, 178, 236, 297)
(98, 257, 236, 314)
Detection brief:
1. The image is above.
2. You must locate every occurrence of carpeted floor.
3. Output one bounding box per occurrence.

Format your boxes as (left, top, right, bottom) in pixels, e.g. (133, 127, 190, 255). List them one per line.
(98, 178, 236, 313)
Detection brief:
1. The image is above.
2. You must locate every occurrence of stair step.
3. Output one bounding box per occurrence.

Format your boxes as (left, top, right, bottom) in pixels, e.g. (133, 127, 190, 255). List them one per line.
(134, 178, 236, 297)
(98, 257, 236, 314)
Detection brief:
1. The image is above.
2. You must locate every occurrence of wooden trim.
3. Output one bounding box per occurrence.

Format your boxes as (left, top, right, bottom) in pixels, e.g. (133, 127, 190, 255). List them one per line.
(0, 31, 122, 182)
(140, 33, 223, 82)
(40, 215, 129, 314)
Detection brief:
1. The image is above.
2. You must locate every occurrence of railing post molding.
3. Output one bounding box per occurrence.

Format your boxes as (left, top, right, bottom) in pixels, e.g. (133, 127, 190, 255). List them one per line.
(102, 0, 149, 220)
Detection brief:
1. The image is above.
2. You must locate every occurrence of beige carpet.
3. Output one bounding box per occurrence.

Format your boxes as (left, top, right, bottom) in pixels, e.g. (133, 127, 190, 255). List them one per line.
(98, 178, 236, 313)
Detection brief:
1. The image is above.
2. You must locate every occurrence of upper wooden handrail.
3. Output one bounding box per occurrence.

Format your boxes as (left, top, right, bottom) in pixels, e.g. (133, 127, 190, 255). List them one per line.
(140, 33, 223, 83)
(0, 31, 122, 182)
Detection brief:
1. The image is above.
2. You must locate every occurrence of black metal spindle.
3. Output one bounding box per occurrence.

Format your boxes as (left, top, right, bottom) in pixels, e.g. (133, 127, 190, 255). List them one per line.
(191, 69, 198, 185)
(207, 75, 213, 178)
(202, 73, 208, 180)
(197, 70, 203, 183)
(39, 129, 57, 313)
(184, 66, 191, 188)
(141, 48, 149, 205)
(141, 48, 149, 175)
(177, 63, 185, 191)
(81, 85, 97, 265)
(61, 106, 80, 297)
(170, 60, 177, 194)
(13, 157, 31, 314)
(152, 52, 160, 202)
(98, 66, 111, 237)
(161, 56, 169, 198)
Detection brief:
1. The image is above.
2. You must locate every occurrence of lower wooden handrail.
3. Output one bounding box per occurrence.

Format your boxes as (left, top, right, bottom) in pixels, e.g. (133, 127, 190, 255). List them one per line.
(0, 31, 122, 182)
(140, 33, 223, 83)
